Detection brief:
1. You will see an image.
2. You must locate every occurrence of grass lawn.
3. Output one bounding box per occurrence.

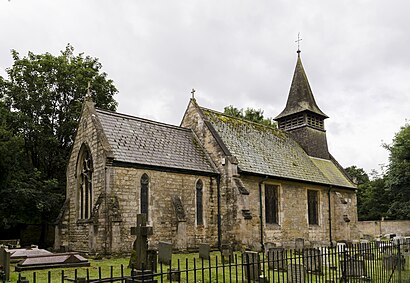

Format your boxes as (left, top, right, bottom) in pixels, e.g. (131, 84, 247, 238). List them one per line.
(8, 249, 410, 282)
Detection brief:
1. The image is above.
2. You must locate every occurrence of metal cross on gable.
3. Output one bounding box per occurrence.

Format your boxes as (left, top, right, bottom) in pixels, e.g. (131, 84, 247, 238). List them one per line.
(295, 32, 302, 53)
(191, 88, 196, 99)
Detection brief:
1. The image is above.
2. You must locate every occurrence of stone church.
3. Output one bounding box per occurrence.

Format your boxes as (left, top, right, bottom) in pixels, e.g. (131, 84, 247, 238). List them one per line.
(55, 52, 358, 254)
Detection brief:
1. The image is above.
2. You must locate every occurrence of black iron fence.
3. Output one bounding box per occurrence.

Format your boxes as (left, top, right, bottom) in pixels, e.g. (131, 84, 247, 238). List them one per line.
(15, 240, 410, 283)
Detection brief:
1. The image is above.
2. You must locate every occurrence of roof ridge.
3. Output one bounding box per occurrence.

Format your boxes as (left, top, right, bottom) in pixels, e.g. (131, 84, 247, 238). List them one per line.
(95, 108, 190, 132)
(199, 106, 279, 131)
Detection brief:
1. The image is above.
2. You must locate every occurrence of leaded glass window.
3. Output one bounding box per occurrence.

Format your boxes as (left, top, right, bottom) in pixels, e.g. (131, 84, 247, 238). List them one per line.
(78, 145, 93, 219)
(265, 184, 279, 224)
(308, 190, 319, 225)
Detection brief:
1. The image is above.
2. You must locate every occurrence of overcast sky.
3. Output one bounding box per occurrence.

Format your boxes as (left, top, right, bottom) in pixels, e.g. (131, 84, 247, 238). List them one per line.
(1, 0, 409, 175)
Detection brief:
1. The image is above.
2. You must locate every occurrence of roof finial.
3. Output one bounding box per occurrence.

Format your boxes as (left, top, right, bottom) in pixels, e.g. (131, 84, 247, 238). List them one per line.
(191, 88, 196, 99)
(295, 32, 302, 54)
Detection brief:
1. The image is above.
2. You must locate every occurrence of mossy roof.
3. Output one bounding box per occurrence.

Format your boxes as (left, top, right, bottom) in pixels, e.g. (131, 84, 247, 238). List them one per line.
(201, 107, 355, 189)
(95, 108, 217, 174)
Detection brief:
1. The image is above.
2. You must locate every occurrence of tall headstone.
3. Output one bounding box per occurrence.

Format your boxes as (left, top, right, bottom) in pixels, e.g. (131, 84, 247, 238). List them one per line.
(172, 196, 188, 250)
(243, 251, 260, 281)
(130, 213, 153, 271)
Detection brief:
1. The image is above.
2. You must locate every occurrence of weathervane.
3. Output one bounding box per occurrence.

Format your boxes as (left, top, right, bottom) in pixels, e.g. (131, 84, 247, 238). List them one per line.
(191, 88, 196, 99)
(295, 32, 302, 53)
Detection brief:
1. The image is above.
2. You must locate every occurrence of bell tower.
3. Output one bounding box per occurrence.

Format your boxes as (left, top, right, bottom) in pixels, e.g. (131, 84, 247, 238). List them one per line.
(274, 51, 330, 160)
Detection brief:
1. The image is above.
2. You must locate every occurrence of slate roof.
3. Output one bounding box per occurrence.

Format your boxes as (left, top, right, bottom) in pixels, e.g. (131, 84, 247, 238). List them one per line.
(95, 108, 216, 174)
(275, 53, 328, 120)
(201, 107, 355, 189)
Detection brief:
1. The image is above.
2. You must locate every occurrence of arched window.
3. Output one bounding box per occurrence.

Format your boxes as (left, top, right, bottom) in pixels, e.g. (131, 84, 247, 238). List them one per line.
(196, 179, 203, 225)
(140, 174, 149, 218)
(77, 145, 93, 219)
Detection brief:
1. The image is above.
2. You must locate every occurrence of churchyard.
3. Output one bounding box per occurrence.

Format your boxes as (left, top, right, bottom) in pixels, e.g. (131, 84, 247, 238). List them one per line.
(2, 238, 410, 282)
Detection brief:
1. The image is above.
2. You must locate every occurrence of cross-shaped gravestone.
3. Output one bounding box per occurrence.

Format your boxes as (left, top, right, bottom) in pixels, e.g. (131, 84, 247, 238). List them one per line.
(130, 213, 153, 270)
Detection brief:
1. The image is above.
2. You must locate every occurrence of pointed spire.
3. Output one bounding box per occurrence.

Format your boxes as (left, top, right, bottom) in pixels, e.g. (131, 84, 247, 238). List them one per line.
(275, 54, 328, 120)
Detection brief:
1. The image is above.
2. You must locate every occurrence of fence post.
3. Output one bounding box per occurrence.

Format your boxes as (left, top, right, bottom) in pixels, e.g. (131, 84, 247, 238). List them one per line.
(342, 244, 348, 282)
(397, 241, 402, 283)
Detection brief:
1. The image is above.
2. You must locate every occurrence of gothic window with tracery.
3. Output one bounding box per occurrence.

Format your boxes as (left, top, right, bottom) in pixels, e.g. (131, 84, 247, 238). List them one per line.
(78, 145, 93, 219)
(140, 174, 149, 218)
(196, 179, 203, 225)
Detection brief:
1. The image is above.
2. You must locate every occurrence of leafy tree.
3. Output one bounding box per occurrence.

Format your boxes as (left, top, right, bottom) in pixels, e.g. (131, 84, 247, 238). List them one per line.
(384, 123, 410, 219)
(0, 45, 118, 242)
(223, 105, 276, 127)
(345, 166, 391, 221)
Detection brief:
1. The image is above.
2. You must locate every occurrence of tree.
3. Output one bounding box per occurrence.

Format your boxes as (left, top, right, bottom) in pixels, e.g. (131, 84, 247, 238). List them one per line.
(223, 105, 276, 127)
(0, 45, 118, 242)
(384, 123, 410, 219)
(345, 166, 391, 221)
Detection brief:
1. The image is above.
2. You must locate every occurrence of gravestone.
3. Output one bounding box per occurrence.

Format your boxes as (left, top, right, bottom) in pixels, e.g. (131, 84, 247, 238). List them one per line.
(199, 243, 210, 260)
(383, 254, 405, 271)
(221, 244, 233, 263)
(15, 253, 90, 271)
(268, 247, 287, 271)
(130, 213, 153, 271)
(295, 238, 304, 252)
(404, 237, 410, 256)
(341, 259, 366, 278)
(158, 242, 172, 266)
(243, 251, 260, 282)
(172, 195, 188, 250)
(0, 248, 10, 281)
(287, 264, 305, 283)
(147, 249, 158, 272)
(303, 248, 322, 273)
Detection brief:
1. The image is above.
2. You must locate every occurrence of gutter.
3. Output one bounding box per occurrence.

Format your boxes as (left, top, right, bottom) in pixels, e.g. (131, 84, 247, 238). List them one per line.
(217, 175, 222, 250)
(328, 186, 333, 247)
(258, 176, 269, 251)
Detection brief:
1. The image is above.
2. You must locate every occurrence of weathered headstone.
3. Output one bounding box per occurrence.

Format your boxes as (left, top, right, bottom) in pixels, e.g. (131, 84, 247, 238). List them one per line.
(341, 259, 366, 278)
(267, 247, 287, 271)
(295, 238, 304, 252)
(303, 248, 322, 273)
(221, 244, 233, 263)
(382, 254, 405, 271)
(0, 248, 11, 281)
(158, 241, 172, 266)
(287, 264, 306, 283)
(130, 213, 153, 271)
(199, 243, 210, 260)
(243, 251, 260, 282)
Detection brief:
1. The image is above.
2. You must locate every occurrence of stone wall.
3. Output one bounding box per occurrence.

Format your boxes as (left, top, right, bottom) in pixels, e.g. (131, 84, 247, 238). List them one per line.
(56, 101, 111, 253)
(238, 176, 357, 249)
(111, 167, 219, 253)
(357, 220, 410, 239)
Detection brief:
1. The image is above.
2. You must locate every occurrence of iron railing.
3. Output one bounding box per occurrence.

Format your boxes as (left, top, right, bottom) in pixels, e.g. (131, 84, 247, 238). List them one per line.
(14, 240, 410, 283)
